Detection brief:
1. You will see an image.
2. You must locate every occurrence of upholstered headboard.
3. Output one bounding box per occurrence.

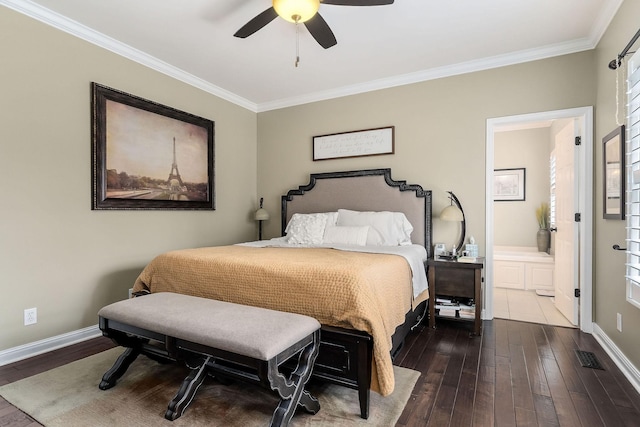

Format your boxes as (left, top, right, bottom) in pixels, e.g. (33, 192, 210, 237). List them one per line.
(281, 169, 432, 256)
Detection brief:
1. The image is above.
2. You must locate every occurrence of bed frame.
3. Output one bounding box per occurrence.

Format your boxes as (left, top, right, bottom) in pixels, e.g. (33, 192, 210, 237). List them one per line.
(281, 168, 432, 418)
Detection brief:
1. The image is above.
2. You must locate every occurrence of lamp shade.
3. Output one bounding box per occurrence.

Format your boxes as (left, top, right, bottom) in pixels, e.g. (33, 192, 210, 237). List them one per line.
(440, 191, 466, 253)
(440, 204, 464, 221)
(254, 208, 270, 221)
(273, 0, 320, 23)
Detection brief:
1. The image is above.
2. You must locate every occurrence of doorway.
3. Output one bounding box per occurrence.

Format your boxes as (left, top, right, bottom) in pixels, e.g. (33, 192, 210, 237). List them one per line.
(485, 107, 594, 333)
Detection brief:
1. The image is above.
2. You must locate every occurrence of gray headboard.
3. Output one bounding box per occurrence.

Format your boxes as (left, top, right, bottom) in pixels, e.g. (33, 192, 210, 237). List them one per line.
(281, 169, 432, 256)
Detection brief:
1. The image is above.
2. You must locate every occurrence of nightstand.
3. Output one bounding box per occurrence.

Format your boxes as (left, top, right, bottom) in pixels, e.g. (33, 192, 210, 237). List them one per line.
(426, 257, 484, 335)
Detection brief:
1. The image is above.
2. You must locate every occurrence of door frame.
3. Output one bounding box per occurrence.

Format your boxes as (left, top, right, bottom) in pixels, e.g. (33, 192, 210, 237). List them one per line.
(485, 106, 593, 333)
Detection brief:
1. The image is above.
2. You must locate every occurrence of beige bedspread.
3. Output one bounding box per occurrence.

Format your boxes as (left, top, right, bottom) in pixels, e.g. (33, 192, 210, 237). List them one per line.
(132, 245, 428, 396)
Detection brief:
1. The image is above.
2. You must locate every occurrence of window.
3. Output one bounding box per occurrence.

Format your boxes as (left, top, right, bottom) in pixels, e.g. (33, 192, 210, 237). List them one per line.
(549, 151, 556, 229)
(625, 49, 640, 309)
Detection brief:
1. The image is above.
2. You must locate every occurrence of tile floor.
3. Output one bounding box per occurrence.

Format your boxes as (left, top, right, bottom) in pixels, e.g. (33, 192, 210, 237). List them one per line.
(493, 287, 575, 328)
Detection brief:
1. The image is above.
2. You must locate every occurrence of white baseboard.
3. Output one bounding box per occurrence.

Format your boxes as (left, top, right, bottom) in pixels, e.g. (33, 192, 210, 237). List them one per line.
(3, 320, 640, 398)
(592, 323, 640, 395)
(0, 325, 101, 366)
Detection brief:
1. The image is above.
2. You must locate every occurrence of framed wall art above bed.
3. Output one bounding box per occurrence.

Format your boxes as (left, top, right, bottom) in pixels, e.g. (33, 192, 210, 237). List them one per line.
(312, 126, 394, 161)
(91, 83, 215, 210)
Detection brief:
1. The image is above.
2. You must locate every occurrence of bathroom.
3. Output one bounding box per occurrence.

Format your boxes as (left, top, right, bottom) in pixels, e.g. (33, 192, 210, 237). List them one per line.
(492, 121, 575, 327)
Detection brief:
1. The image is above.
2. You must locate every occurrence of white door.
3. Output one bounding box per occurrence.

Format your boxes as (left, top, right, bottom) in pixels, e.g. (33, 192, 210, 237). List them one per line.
(553, 121, 579, 325)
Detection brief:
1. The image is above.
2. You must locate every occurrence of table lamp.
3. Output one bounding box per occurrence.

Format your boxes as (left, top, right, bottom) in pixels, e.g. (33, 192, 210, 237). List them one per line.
(254, 197, 270, 240)
(439, 191, 466, 257)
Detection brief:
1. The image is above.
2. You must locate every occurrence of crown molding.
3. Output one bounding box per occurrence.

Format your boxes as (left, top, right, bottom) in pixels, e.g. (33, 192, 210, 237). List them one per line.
(588, 0, 624, 44)
(2, 0, 258, 112)
(258, 0, 624, 112)
(4, 0, 621, 114)
(257, 37, 596, 112)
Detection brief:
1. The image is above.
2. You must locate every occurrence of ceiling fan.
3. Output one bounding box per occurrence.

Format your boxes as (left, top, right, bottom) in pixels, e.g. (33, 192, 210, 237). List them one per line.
(234, 0, 395, 49)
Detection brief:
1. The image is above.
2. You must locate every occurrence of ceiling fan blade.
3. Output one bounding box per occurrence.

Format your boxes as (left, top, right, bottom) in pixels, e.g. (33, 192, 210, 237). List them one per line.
(304, 13, 337, 49)
(233, 7, 278, 38)
(321, 0, 394, 5)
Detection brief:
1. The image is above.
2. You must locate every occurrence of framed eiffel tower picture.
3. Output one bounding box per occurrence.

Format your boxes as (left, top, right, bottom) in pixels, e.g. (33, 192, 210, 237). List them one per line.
(91, 83, 215, 210)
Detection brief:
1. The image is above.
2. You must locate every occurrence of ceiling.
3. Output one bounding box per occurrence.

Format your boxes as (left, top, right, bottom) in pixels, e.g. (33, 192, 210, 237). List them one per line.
(5, 0, 623, 111)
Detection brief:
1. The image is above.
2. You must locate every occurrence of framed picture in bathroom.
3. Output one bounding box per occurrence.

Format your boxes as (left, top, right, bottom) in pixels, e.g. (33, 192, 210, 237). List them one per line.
(603, 125, 625, 220)
(493, 168, 526, 201)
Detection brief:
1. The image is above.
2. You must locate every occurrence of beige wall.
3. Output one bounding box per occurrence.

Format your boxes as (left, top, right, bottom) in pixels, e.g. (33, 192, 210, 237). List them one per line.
(256, 0, 640, 371)
(0, 7, 257, 350)
(257, 52, 595, 250)
(494, 128, 551, 247)
(3, 0, 640, 375)
(594, 0, 640, 366)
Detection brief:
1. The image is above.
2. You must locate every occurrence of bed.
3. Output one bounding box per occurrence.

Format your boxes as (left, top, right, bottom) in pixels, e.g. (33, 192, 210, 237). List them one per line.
(131, 168, 432, 418)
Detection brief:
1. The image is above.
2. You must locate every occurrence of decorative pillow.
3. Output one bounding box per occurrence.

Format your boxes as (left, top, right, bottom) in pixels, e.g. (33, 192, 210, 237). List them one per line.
(285, 212, 337, 245)
(336, 209, 413, 246)
(323, 225, 370, 246)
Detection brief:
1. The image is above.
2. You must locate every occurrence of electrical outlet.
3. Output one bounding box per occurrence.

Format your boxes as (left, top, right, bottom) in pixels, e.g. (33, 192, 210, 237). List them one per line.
(617, 313, 623, 332)
(24, 307, 37, 326)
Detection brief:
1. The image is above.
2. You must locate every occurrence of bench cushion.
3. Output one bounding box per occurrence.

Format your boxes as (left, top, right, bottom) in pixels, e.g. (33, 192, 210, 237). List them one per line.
(98, 292, 321, 361)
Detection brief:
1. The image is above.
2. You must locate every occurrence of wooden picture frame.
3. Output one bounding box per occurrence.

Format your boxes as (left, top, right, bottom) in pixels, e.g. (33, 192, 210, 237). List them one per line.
(493, 168, 526, 201)
(312, 126, 394, 161)
(603, 125, 625, 219)
(91, 83, 215, 210)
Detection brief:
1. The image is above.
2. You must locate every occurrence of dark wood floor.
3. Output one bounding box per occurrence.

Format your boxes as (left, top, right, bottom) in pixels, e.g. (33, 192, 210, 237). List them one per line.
(1, 318, 639, 426)
(395, 318, 640, 426)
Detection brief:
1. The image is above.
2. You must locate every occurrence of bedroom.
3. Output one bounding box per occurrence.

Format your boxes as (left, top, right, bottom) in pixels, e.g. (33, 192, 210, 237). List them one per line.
(1, 0, 640, 424)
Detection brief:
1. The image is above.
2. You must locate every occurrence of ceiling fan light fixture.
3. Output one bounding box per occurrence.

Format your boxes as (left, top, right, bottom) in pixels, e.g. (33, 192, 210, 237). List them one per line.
(273, 0, 320, 23)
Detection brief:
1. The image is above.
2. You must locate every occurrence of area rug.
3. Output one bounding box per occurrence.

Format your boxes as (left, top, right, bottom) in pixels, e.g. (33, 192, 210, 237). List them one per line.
(0, 347, 418, 426)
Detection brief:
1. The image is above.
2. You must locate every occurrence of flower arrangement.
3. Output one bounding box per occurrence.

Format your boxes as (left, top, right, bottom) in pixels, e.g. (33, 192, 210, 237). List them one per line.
(536, 202, 550, 230)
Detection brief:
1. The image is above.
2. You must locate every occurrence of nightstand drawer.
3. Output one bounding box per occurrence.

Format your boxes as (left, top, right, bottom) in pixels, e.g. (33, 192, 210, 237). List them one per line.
(427, 258, 484, 336)
(434, 268, 476, 298)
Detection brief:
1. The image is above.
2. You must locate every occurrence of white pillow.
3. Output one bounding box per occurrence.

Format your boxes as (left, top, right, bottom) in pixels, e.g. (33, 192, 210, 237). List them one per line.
(323, 225, 370, 246)
(285, 212, 337, 245)
(336, 209, 413, 246)
(393, 212, 414, 245)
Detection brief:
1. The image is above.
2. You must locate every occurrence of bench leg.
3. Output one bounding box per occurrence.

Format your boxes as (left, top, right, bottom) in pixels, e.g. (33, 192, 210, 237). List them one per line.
(268, 331, 320, 427)
(165, 355, 210, 421)
(99, 347, 140, 390)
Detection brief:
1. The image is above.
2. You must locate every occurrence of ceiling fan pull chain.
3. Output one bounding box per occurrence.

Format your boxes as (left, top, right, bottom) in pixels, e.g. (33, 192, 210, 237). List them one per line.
(295, 21, 300, 67)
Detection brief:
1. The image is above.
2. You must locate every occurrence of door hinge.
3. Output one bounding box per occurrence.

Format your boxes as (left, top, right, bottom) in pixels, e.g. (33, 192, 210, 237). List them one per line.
(575, 289, 581, 298)
(575, 213, 581, 222)
(575, 136, 582, 145)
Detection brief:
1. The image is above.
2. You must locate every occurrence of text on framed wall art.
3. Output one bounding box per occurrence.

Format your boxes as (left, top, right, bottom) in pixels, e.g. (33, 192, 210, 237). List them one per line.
(312, 126, 394, 161)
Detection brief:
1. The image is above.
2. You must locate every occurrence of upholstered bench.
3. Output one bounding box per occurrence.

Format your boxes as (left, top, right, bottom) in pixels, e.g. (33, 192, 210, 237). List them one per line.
(97, 292, 321, 426)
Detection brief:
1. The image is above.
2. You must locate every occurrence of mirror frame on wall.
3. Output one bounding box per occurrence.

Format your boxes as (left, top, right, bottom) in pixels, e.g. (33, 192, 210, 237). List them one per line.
(603, 125, 625, 220)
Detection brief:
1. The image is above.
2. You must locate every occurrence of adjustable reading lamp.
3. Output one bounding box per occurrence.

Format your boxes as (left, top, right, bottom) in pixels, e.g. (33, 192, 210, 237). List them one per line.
(439, 191, 466, 256)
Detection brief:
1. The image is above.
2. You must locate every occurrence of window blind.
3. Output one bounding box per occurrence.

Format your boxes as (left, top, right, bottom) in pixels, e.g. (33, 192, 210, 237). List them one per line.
(626, 49, 640, 309)
(549, 151, 556, 228)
